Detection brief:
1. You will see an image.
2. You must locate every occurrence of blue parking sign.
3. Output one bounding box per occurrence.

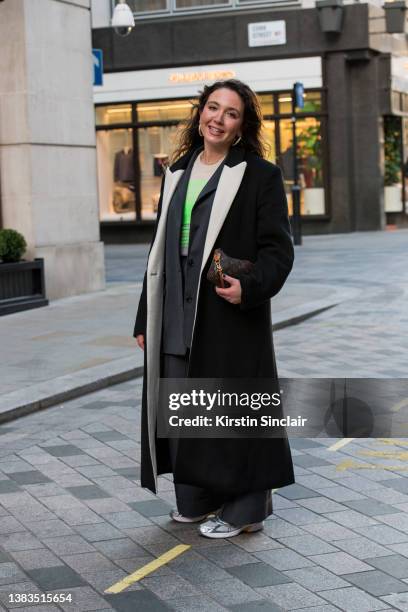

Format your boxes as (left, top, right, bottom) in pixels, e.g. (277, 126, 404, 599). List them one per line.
(93, 49, 103, 86)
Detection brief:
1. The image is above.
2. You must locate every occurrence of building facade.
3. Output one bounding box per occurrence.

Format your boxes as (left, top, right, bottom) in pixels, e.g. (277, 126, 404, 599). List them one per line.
(92, 0, 408, 240)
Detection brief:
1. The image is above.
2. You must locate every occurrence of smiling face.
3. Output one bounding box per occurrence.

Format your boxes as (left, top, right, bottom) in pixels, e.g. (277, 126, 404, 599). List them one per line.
(199, 87, 244, 152)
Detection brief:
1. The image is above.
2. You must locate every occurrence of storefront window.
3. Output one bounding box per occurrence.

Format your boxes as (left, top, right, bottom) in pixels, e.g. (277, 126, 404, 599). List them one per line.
(175, 0, 230, 7)
(129, 0, 168, 13)
(261, 120, 276, 163)
(258, 94, 273, 116)
(384, 116, 404, 213)
(96, 104, 132, 126)
(138, 125, 179, 220)
(279, 117, 324, 216)
(137, 100, 196, 122)
(96, 128, 137, 222)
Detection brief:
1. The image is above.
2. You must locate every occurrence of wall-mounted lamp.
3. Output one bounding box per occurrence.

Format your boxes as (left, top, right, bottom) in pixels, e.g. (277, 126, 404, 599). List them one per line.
(316, 0, 344, 34)
(111, 0, 135, 37)
(383, 1, 407, 34)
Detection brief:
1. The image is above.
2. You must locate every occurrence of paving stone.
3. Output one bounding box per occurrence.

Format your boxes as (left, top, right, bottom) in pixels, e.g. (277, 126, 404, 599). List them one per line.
(170, 594, 229, 611)
(8, 471, 52, 486)
(229, 601, 283, 612)
(315, 486, 365, 502)
(22, 518, 75, 539)
(48, 586, 114, 612)
(200, 576, 263, 605)
(129, 500, 172, 517)
(231, 532, 283, 553)
(310, 552, 375, 575)
(227, 562, 292, 588)
(297, 497, 345, 513)
(364, 554, 408, 579)
(303, 521, 357, 541)
(43, 535, 96, 556)
(85, 498, 131, 514)
(123, 526, 181, 556)
(343, 498, 401, 516)
(274, 508, 327, 526)
(343, 569, 408, 596)
(377, 512, 408, 533)
(65, 485, 111, 500)
(168, 550, 232, 585)
(293, 456, 331, 468)
(263, 518, 305, 538)
(321, 586, 390, 611)
(198, 543, 259, 568)
(0, 481, 21, 494)
(104, 589, 171, 611)
(353, 524, 408, 544)
(381, 592, 408, 611)
(42, 445, 86, 457)
(25, 565, 87, 590)
(115, 466, 141, 480)
(380, 478, 408, 494)
(256, 583, 326, 609)
(74, 522, 124, 542)
(0, 580, 43, 608)
(0, 562, 29, 586)
(104, 511, 151, 529)
(76, 465, 117, 478)
(283, 566, 348, 591)
(0, 532, 43, 552)
(10, 548, 64, 570)
(277, 535, 337, 556)
(141, 573, 199, 600)
(94, 538, 147, 560)
(254, 548, 313, 570)
(80, 569, 141, 594)
(323, 509, 377, 528)
(51, 506, 105, 526)
(277, 484, 321, 500)
(61, 552, 118, 573)
(22, 483, 66, 497)
(289, 440, 325, 451)
(0, 516, 25, 535)
(334, 536, 393, 560)
(91, 431, 130, 442)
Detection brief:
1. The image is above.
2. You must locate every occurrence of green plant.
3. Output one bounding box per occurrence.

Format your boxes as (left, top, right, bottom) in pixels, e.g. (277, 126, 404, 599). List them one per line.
(0, 229, 27, 263)
(384, 116, 402, 186)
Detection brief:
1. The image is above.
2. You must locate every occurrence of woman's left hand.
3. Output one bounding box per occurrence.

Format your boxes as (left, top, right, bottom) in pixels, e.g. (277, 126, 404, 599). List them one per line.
(215, 274, 242, 304)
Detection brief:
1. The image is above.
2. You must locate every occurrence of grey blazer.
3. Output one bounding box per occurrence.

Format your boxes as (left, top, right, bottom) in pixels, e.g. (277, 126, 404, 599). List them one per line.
(162, 148, 225, 355)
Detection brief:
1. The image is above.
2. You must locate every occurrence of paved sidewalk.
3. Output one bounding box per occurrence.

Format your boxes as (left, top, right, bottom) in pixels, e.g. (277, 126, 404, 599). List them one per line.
(0, 234, 362, 421)
(0, 380, 408, 611)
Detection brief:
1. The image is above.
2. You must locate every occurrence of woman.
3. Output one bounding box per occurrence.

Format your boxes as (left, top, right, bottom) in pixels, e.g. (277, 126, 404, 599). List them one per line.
(134, 79, 295, 539)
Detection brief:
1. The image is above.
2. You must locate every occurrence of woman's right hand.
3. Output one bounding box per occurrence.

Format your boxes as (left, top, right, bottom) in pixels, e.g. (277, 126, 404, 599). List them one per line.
(136, 334, 145, 351)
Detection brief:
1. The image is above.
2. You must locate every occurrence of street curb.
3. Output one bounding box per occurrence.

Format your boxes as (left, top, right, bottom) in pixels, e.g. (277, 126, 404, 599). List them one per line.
(0, 295, 346, 424)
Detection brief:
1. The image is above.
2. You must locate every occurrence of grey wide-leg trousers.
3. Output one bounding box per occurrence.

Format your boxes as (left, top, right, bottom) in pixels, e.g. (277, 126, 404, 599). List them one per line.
(162, 352, 273, 526)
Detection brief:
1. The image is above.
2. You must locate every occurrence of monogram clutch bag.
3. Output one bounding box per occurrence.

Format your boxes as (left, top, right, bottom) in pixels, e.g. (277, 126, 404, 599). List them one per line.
(206, 248, 255, 288)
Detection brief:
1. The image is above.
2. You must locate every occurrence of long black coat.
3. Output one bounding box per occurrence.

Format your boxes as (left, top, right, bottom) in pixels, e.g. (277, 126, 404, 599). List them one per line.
(134, 145, 295, 496)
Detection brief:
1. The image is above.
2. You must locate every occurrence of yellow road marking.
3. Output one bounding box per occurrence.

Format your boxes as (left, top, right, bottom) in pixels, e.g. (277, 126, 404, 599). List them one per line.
(377, 438, 408, 447)
(328, 438, 355, 452)
(104, 544, 191, 594)
(336, 458, 408, 472)
(359, 449, 408, 460)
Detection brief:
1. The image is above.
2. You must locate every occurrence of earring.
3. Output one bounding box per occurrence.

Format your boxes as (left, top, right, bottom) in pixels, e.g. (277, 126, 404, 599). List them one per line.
(233, 134, 242, 146)
(198, 124, 203, 137)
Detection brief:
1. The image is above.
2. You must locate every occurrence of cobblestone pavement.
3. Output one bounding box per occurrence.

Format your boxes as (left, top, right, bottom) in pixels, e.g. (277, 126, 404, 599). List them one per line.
(0, 378, 407, 611)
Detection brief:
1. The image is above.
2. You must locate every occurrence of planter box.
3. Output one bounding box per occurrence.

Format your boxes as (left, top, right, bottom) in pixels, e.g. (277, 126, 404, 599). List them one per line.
(0, 258, 48, 316)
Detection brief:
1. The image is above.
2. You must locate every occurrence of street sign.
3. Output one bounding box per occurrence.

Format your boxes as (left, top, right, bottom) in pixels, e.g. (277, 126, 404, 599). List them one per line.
(93, 49, 103, 86)
(248, 21, 286, 47)
(293, 82, 304, 109)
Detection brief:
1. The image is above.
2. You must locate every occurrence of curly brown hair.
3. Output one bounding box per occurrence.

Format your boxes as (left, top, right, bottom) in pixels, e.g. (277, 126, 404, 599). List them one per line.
(171, 79, 267, 163)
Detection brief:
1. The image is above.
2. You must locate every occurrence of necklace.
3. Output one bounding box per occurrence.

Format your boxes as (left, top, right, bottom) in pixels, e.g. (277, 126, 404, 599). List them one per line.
(200, 152, 225, 165)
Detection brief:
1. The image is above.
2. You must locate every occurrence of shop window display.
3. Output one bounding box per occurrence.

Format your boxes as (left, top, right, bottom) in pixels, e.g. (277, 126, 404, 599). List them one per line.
(95, 90, 326, 223)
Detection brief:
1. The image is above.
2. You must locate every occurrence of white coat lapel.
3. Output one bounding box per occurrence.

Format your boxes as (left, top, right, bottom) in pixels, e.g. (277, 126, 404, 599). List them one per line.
(200, 161, 247, 276)
(147, 168, 184, 273)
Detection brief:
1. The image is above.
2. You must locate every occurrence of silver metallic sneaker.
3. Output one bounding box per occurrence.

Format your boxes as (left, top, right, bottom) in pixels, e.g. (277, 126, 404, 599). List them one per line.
(199, 515, 264, 538)
(169, 509, 218, 523)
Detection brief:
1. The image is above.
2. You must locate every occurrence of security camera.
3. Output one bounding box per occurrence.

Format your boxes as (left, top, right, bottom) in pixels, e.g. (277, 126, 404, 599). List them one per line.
(111, 0, 135, 37)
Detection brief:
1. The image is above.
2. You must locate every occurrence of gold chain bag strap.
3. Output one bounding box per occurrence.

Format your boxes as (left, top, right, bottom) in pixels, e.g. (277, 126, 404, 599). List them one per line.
(206, 248, 255, 288)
